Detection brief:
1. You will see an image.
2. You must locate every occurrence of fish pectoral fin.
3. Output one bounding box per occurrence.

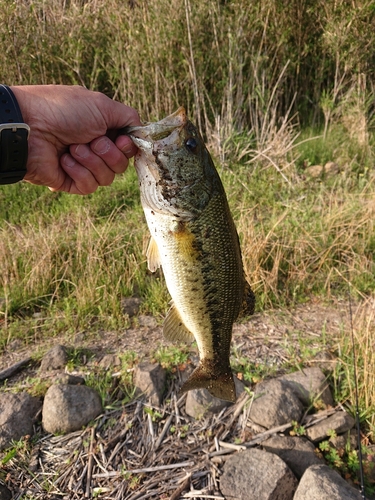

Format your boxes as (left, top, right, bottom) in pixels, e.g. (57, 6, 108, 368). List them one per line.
(163, 304, 195, 343)
(238, 279, 256, 318)
(146, 237, 162, 272)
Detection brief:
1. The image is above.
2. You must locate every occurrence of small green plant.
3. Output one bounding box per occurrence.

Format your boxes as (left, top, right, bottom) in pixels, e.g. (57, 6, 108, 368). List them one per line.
(1, 446, 18, 466)
(152, 345, 190, 371)
(319, 438, 375, 495)
(319, 440, 345, 469)
(66, 347, 94, 371)
(85, 369, 117, 407)
(231, 354, 277, 384)
(327, 429, 337, 439)
(121, 469, 141, 490)
(290, 421, 306, 437)
(179, 424, 190, 439)
(0, 435, 33, 468)
(144, 407, 163, 422)
(10, 376, 51, 398)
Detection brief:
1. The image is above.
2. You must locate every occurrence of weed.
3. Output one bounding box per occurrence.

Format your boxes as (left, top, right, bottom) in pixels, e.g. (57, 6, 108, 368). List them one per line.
(319, 438, 375, 496)
(290, 421, 307, 437)
(143, 407, 163, 422)
(66, 347, 94, 371)
(85, 364, 136, 407)
(1, 446, 17, 466)
(179, 424, 190, 438)
(152, 345, 190, 372)
(333, 295, 375, 438)
(9, 375, 51, 398)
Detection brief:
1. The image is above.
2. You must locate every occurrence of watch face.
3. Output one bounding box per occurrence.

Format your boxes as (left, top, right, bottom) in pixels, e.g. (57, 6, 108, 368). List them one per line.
(0, 85, 29, 184)
(0, 125, 29, 184)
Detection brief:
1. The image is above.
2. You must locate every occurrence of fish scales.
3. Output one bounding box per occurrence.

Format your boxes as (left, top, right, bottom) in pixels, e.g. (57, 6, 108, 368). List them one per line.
(126, 107, 255, 402)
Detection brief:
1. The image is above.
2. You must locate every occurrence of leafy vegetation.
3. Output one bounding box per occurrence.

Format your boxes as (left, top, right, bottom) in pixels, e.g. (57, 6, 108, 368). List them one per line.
(319, 434, 375, 495)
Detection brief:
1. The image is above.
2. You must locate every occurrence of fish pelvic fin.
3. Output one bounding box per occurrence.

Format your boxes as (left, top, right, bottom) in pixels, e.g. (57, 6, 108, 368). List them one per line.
(146, 237, 161, 272)
(238, 279, 256, 319)
(180, 361, 236, 403)
(163, 304, 195, 343)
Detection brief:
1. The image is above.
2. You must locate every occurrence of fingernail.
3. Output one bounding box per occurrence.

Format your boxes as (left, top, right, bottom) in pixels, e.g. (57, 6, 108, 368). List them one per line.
(121, 146, 134, 156)
(75, 144, 90, 158)
(63, 155, 76, 168)
(93, 137, 110, 154)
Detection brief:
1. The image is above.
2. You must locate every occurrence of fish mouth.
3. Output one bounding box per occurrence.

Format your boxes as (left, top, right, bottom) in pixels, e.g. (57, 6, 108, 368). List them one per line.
(123, 107, 187, 148)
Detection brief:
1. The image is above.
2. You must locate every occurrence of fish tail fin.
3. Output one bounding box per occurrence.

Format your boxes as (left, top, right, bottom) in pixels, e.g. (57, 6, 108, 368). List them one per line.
(180, 361, 236, 403)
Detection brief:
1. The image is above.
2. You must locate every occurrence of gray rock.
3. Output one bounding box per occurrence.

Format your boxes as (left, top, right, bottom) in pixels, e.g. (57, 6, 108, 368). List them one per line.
(220, 448, 298, 500)
(279, 367, 333, 407)
(305, 162, 340, 179)
(98, 354, 121, 369)
(185, 377, 245, 419)
(0, 484, 12, 500)
(121, 296, 142, 317)
(42, 384, 103, 434)
(250, 379, 304, 429)
(306, 411, 355, 442)
(138, 315, 158, 328)
(40, 345, 68, 371)
(0, 392, 42, 450)
(324, 161, 340, 177)
(293, 464, 363, 500)
(305, 165, 324, 178)
(262, 435, 323, 479)
(134, 362, 166, 406)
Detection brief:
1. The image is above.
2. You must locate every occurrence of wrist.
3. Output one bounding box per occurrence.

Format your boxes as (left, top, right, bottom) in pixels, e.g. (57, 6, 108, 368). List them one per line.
(0, 85, 30, 184)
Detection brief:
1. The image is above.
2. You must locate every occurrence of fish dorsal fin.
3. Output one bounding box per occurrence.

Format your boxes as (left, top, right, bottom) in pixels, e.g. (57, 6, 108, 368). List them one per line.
(146, 237, 161, 272)
(163, 304, 195, 343)
(238, 279, 256, 318)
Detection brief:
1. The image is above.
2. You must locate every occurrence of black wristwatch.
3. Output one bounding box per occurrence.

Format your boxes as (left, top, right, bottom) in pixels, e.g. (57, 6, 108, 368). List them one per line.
(0, 84, 30, 184)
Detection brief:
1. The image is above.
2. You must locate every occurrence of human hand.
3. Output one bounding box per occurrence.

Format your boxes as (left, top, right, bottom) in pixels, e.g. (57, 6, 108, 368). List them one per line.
(11, 85, 141, 194)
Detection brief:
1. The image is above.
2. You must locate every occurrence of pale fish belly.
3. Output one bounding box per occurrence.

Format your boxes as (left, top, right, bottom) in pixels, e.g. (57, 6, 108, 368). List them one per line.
(143, 207, 213, 359)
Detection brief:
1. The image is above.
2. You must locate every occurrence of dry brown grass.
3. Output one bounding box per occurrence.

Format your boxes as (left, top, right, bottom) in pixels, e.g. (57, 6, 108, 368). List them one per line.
(336, 294, 375, 436)
(237, 178, 375, 308)
(0, 206, 147, 338)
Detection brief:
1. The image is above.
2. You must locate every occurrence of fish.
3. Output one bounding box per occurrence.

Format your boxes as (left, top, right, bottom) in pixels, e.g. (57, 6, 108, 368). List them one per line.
(126, 107, 255, 402)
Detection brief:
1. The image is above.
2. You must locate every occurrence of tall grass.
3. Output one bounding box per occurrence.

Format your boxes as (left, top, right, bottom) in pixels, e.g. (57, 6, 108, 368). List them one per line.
(1, 0, 374, 140)
(334, 294, 375, 436)
(231, 164, 375, 307)
(1, 159, 374, 346)
(0, 171, 169, 346)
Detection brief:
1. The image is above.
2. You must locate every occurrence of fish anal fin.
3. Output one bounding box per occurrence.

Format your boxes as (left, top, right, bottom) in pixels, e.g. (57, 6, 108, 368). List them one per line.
(238, 279, 255, 319)
(180, 361, 236, 403)
(163, 304, 195, 343)
(146, 237, 161, 272)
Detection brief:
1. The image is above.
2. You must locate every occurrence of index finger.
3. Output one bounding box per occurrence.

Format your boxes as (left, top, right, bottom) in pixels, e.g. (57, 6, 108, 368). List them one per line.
(97, 94, 142, 129)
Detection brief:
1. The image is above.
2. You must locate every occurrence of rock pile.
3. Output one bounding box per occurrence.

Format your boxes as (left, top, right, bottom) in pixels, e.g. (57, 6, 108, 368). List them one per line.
(0, 344, 364, 500)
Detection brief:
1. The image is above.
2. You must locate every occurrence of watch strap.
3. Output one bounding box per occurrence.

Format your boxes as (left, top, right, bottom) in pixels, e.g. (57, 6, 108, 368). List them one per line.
(0, 85, 29, 184)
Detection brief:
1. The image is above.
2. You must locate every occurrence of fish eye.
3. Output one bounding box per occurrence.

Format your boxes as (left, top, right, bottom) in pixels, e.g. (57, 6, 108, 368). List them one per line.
(185, 137, 198, 152)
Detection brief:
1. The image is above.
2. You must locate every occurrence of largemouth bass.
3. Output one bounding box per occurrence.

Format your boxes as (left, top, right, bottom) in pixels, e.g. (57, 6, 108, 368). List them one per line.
(127, 107, 255, 402)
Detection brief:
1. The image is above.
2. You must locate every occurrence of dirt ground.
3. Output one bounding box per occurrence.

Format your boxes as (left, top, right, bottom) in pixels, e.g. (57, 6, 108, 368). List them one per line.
(0, 299, 355, 500)
(0, 299, 348, 381)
